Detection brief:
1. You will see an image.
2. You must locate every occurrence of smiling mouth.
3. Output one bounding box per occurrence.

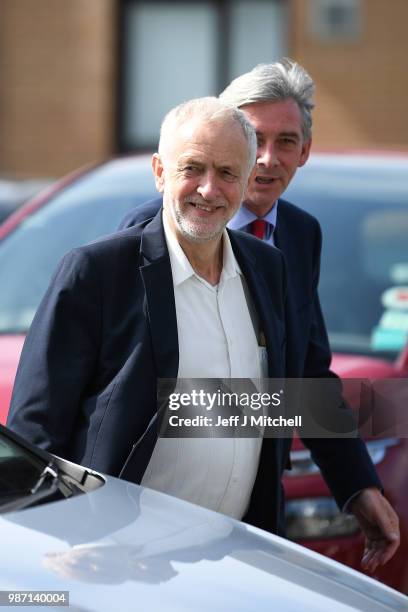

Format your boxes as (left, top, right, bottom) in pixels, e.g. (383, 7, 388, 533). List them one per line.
(255, 176, 277, 184)
(190, 202, 224, 212)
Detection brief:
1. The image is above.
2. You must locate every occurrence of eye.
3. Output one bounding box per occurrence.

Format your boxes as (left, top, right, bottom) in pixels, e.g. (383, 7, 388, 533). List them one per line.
(181, 164, 199, 175)
(221, 169, 238, 182)
(280, 137, 297, 147)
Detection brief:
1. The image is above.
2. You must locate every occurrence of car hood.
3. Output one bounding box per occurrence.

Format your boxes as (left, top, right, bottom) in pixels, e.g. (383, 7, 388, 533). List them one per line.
(0, 334, 24, 423)
(1, 477, 406, 611)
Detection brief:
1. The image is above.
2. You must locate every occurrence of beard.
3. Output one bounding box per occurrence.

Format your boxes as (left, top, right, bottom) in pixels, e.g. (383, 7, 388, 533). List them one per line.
(170, 195, 229, 243)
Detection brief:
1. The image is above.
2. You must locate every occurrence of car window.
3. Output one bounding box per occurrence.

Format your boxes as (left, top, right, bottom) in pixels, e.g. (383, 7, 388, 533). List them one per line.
(285, 158, 408, 358)
(0, 158, 157, 333)
(362, 210, 408, 284)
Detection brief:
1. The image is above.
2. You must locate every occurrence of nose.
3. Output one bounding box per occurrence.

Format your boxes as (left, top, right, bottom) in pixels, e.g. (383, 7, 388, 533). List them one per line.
(197, 170, 220, 201)
(257, 143, 279, 168)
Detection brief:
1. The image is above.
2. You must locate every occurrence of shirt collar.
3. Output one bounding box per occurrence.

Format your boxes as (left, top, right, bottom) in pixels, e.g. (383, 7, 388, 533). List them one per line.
(228, 200, 279, 231)
(163, 210, 242, 288)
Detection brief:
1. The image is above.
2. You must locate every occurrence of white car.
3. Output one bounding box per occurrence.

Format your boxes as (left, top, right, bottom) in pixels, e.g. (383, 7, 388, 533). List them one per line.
(0, 425, 406, 611)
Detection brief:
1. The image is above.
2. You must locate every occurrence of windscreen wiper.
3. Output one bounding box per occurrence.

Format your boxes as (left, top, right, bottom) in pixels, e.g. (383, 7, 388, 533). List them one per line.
(0, 461, 60, 513)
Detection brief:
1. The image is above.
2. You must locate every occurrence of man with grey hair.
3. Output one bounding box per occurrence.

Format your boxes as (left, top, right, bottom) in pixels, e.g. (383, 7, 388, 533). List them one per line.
(117, 60, 400, 571)
(9, 97, 289, 534)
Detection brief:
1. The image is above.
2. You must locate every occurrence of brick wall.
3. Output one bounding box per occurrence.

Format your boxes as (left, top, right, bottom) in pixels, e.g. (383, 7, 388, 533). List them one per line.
(291, 0, 408, 150)
(0, 0, 116, 177)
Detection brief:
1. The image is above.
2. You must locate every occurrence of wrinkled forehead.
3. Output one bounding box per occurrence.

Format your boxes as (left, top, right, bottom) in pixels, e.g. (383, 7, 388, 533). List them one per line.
(178, 114, 243, 141)
(242, 99, 303, 136)
(166, 116, 249, 164)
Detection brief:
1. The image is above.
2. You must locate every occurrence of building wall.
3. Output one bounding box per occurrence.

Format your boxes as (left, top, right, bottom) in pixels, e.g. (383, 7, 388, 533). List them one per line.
(291, 0, 408, 150)
(0, 0, 116, 177)
(0, 0, 407, 177)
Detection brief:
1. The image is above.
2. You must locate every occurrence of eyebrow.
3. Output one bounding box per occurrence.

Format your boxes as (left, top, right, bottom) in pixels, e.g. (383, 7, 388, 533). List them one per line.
(178, 157, 239, 173)
(178, 155, 198, 163)
(279, 131, 301, 139)
(256, 130, 300, 140)
(176, 159, 201, 171)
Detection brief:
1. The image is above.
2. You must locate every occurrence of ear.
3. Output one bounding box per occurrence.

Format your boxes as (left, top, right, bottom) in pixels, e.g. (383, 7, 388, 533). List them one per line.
(298, 138, 312, 168)
(152, 153, 165, 193)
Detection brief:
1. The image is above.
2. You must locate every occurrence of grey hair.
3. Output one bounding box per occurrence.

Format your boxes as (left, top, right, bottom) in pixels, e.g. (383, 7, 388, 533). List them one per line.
(158, 96, 257, 177)
(220, 58, 315, 141)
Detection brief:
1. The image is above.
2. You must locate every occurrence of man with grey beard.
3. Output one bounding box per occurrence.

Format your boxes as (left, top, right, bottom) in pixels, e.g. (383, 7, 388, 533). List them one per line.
(8, 97, 289, 534)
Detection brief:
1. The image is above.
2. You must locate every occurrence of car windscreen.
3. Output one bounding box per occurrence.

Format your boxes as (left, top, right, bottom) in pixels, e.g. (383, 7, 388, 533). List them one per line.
(0, 433, 48, 497)
(0, 158, 156, 333)
(0, 425, 104, 513)
(285, 158, 408, 358)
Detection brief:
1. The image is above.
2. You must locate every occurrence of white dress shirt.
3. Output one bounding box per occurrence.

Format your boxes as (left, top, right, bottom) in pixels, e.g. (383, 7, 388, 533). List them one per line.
(141, 212, 267, 519)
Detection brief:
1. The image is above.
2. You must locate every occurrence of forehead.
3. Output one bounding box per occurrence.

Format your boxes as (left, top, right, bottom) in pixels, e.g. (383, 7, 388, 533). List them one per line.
(242, 99, 303, 136)
(169, 118, 248, 166)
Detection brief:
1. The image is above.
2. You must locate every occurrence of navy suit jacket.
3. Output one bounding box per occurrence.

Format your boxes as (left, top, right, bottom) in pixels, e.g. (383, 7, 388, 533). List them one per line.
(117, 199, 382, 516)
(8, 211, 296, 534)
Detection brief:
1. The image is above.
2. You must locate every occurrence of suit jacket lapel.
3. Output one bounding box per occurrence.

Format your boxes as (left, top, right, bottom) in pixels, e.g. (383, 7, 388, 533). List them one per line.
(139, 211, 179, 380)
(274, 200, 289, 254)
(228, 231, 285, 378)
(274, 202, 303, 308)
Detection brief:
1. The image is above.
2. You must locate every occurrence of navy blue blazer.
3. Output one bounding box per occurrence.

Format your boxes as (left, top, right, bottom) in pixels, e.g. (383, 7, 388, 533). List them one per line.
(8, 211, 294, 534)
(117, 199, 382, 517)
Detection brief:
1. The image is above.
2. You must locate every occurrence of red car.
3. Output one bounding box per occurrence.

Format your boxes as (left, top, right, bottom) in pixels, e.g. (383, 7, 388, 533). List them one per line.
(1, 152, 407, 592)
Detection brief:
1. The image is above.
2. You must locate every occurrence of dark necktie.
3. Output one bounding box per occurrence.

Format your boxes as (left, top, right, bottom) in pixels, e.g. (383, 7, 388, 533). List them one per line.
(250, 219, 268, 240)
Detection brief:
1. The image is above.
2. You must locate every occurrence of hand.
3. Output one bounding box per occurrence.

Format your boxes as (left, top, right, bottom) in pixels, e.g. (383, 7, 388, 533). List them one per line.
(350, 487, 400, 573)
